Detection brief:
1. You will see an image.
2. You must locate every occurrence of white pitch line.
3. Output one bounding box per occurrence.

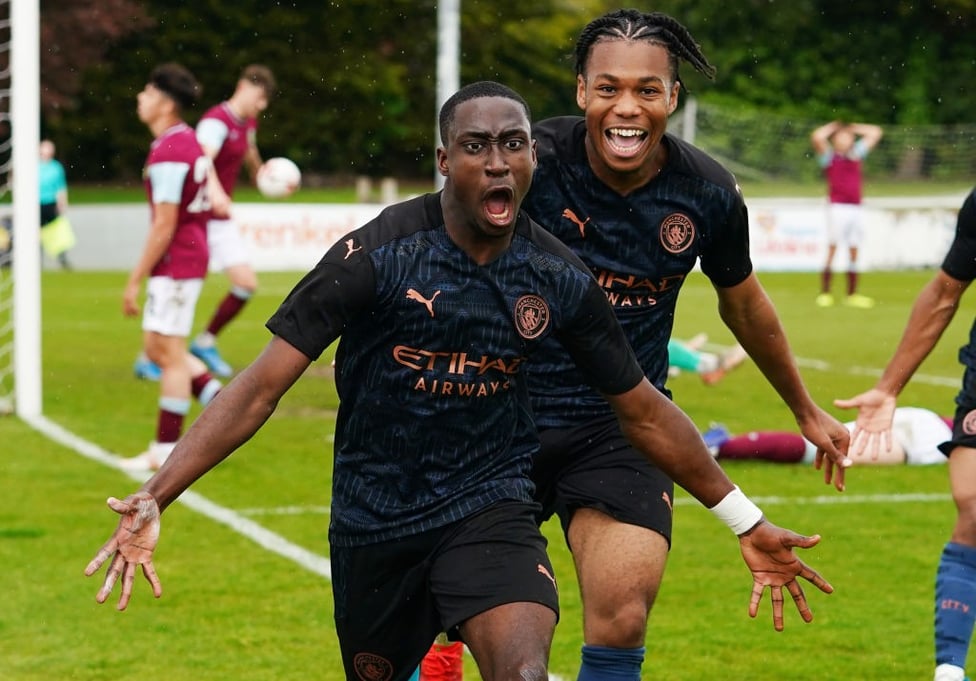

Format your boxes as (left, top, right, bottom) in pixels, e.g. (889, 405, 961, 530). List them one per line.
(793, 355, 959, 387)
(675, 491, 950, 506)
(236, 491, 951, 519)
(700, 342, 959, 388)
(237, 505, 332, 516)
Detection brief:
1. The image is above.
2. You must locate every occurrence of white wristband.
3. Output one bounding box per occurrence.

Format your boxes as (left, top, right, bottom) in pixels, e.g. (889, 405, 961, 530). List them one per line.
(709, 486, 764, 535)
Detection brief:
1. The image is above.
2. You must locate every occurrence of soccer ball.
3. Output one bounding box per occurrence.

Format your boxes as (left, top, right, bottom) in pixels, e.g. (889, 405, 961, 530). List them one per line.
(257, 157, 301, 199)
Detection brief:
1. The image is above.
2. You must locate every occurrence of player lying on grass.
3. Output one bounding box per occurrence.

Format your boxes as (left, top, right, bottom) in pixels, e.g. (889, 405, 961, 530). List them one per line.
(705, 406, 951, 465)
(86, 81, 834, 681)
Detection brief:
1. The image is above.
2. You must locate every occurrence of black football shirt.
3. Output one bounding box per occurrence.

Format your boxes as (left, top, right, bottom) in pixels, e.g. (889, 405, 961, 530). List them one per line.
(267, 192, 644, 547)
(523, 116, 753, 428)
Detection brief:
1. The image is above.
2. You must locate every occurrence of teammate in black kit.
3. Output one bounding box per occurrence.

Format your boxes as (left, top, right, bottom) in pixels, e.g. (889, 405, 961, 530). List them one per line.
(522, 10, 852, 680)
(838, 188, 976, 681)
(85, 81, 833, 681)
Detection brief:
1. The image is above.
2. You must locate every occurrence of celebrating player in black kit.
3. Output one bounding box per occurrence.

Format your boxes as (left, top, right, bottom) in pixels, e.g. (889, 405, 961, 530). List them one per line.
(85, 81, 833, 681)
(523, 10, 852, 680)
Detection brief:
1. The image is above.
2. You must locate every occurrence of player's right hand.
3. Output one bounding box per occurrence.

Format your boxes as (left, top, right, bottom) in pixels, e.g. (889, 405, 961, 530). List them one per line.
(834, 389, 897, 459)
(84, 491, 162, 610)
(122, 281, 141, 317)
(210, 190, 232, 219)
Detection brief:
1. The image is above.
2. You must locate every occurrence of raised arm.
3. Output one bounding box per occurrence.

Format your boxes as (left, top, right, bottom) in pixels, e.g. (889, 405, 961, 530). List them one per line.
(605, 380, 834, 630)
(810, 120, 841, 155)
(715, 274, 852, 488)
(850, 123, 884, 152)
(84, 336, 312, 609)
(835, 270, 970, 456)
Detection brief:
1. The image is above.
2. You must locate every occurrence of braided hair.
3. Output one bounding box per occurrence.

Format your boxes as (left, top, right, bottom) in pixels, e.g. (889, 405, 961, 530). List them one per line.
(574, 9, 716, 91)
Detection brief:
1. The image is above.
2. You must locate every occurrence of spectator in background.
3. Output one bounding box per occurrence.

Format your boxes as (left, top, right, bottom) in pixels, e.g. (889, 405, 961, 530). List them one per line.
(810, 120, 884, 309)
(39, 139, 73, 269)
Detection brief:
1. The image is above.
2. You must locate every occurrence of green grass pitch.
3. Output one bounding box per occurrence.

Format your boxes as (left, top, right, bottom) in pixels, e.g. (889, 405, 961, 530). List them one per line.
(0, 268, 971, 680)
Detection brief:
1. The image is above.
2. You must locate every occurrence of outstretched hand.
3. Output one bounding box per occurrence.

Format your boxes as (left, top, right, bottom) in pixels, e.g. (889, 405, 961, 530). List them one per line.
(798, 406, 852, 491)
(84, 491, 162, 610)
(834, 389, 897, 460)
(738, 519, 833, 631)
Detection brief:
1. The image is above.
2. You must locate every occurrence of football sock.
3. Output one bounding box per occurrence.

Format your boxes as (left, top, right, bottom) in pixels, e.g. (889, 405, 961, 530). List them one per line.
(156, 396, 190, 444)
(205, 286, 252, 336)
(577, 644, 644, 681)
(820, 268, 832, 294)
(935, 541, 976, 670)
(847, 270, 858, 296)
(191, 373, 222, 406)
(717, 432, 807, 463)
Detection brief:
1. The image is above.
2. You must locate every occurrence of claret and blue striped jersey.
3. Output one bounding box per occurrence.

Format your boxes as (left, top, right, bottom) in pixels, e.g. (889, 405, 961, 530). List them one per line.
(523, 116, 753, 428)
(267, 192, 644, 547)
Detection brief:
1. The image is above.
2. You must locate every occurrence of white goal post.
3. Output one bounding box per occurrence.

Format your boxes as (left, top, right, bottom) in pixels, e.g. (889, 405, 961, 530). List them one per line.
(7, 0, 41, 418)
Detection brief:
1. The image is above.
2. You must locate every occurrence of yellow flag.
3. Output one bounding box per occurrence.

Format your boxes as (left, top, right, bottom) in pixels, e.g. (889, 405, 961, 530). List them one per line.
(40, 215, 76, 258)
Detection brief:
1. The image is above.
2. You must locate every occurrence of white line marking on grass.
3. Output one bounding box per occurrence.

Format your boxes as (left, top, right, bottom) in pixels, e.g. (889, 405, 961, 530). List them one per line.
(236, 491, 951, 519)
(702, 341, 959, 387)
(793, 356, 959, 387)
(237, 505, 332, 516)
(674, 491, 950, 506)
(25, 414, 331, 579)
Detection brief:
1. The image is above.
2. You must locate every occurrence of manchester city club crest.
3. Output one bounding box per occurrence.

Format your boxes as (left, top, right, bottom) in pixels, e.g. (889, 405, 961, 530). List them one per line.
(660, 213, 695, 254)
(514, 294, 550, 339)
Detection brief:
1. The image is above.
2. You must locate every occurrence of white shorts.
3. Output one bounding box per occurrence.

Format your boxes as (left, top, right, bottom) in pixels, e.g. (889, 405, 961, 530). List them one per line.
(805, 407, 950, 465)
(207, 218, 251, 271)
(826, 203, 865, 248)
(891, 407, 952, 465)
(142, 276, 204, 337)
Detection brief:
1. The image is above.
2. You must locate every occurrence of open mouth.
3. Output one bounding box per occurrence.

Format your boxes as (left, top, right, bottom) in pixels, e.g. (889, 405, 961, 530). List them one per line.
(604, 127, 648, 158)
(483, 187, 515, 226)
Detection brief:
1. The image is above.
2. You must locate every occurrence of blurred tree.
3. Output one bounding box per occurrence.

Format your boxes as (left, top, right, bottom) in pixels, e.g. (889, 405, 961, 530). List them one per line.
(39, 0, 152, 119)
(37, 0, 976, 184)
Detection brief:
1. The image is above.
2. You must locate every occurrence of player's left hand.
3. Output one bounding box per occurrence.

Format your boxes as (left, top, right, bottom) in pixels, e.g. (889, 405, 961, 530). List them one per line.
(798, 406, 852, 491)
(84, 491, 162, 611)
(737, 519, 833, 631)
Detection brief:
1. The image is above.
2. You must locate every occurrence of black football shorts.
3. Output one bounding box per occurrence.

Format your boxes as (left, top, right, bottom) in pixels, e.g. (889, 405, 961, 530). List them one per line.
(532, 412, 675, 547)
(331, 500, 559, 681)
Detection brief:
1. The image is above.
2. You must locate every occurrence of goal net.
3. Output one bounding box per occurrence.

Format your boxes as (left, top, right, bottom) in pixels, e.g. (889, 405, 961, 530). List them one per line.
(0, 0, 12, 414)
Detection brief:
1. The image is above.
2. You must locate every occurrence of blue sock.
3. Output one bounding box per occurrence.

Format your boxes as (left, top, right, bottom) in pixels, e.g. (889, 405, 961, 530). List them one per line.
(935, 542, 976, 669)
(577, 644, 645, 681)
